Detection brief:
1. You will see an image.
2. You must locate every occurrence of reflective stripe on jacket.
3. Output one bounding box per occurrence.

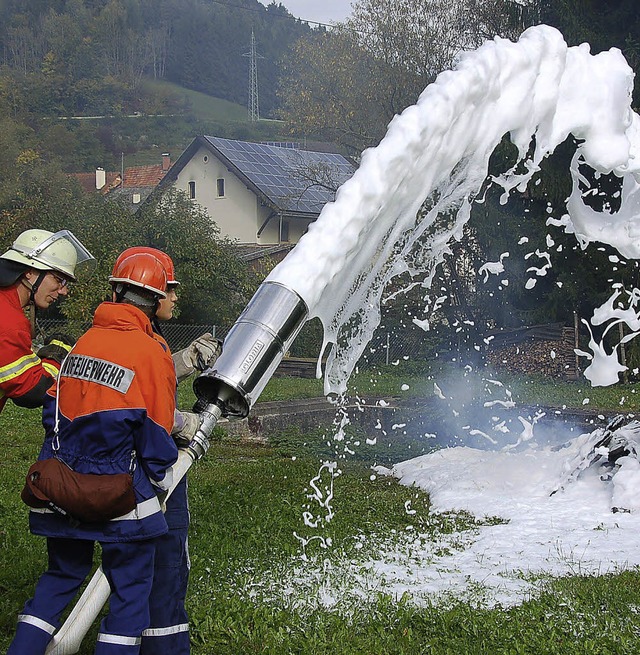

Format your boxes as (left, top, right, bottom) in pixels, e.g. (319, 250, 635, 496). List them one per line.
(0, 285, 55, 412)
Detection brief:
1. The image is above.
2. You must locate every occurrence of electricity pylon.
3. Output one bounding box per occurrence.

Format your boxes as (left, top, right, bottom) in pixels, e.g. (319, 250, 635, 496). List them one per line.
(243, 28, 264, 122)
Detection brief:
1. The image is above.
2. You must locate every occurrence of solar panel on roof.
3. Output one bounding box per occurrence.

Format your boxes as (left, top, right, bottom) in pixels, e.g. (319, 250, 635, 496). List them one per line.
(204, 136, 355, 214)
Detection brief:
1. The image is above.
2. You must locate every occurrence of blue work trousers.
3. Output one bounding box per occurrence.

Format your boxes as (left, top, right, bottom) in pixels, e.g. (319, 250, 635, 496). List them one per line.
(140, 475, 190, 654)
(8, 537, 155, 655)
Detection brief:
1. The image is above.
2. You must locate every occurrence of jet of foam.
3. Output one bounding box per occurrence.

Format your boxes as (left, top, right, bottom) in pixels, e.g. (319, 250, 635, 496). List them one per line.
(267, 25, 639, 395)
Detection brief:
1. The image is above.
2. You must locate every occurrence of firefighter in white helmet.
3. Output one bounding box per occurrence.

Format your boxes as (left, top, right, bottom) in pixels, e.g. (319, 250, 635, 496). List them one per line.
(0, 229, 95, 414)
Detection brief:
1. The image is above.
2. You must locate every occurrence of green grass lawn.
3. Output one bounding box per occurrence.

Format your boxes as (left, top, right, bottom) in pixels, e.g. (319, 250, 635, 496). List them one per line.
(2, 374, 640, 654)
(260, 362, 640, 413)
(142, 79, 249, 122)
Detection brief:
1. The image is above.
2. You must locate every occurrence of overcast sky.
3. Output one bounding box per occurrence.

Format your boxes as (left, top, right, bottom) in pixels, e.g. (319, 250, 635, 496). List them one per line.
(258, 0, 353, 26)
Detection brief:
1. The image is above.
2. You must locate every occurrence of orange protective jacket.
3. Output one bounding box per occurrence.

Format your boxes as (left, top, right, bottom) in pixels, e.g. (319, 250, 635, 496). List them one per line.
(30, 302, 179, 542)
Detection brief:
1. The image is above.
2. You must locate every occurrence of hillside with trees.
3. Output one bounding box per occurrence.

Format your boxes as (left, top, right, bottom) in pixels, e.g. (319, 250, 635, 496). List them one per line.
(0, 0, 310, 117)
(2, 0, 640, 347)
(0, 0, 311, 172)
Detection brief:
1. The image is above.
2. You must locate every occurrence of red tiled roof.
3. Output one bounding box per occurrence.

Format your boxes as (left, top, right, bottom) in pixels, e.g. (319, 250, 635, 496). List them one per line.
(68, 159, 172, 194)
(122, 163, 168, 188)
(71, 171, 120, 193)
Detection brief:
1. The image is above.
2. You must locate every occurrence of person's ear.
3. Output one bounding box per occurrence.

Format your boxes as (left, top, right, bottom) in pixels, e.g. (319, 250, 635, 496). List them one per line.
(23, 268, 39, 285)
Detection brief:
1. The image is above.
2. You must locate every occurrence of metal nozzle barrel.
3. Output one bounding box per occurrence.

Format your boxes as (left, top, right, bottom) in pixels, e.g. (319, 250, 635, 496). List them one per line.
(193, 281, 309, 418)
(187, 403, 223, 459)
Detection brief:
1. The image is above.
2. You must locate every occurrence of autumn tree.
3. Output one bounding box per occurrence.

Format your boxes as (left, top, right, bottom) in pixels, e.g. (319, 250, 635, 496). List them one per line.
(278, 0, 536, 155)
(277, 31, 384, 155)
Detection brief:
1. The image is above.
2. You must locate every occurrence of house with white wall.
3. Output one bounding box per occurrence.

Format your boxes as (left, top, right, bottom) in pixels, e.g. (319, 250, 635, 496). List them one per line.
(157, 136, 356, 247)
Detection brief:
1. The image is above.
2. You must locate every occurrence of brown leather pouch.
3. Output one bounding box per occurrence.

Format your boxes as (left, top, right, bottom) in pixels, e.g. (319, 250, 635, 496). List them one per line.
(21, 458, 136, 523)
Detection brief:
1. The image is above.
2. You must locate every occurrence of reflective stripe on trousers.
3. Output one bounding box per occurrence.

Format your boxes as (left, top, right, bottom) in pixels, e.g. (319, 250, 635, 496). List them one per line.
(7, 537, 156, 655)
(7, 538, 94, 655)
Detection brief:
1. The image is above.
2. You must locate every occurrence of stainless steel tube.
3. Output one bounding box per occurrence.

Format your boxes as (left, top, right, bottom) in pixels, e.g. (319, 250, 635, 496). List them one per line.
(193, 281, 309, 417)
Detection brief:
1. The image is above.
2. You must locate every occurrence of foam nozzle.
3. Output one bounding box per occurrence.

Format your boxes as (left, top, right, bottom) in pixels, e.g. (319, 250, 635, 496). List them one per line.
(193, 281, 309, 418)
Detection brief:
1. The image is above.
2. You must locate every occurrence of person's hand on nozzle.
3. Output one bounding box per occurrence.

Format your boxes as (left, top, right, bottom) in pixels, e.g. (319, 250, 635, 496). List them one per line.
(171, 410, 201, 448)
(173, 333, 222, 381)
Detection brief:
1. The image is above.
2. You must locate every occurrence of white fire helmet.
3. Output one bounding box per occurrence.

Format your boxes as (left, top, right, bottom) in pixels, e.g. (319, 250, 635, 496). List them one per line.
(0, 229, 95, 281)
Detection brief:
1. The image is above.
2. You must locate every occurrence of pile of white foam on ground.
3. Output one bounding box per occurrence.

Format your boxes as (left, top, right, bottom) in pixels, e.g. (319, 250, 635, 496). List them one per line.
(237, 423, 640, 612)
(365, 423, 640, 604)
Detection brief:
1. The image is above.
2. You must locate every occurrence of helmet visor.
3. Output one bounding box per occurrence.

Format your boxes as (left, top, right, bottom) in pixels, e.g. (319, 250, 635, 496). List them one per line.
(13, 229, 96, 281)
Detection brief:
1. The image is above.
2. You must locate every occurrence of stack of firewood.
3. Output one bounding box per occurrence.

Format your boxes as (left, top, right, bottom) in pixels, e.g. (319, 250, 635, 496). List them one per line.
(485, 337, 576, 379)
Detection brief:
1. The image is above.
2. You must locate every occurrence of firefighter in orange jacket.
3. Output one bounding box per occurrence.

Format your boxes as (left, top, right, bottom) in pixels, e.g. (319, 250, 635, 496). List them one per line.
(8, 251, 179, 655)
(0, 229, 94, 413)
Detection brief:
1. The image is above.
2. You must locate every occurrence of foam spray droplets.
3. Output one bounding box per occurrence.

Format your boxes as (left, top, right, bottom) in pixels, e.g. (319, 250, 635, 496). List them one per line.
(267, 25, 640, 393)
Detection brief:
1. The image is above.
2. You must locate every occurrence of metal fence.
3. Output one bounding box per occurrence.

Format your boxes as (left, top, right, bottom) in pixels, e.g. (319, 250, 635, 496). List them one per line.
(38, 319, 229, 353)
(38, 318, 579, 376)
(38, 318, 431, 365)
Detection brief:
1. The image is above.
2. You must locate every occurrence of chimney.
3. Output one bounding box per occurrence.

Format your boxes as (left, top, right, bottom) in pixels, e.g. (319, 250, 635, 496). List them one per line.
(95, 167, 106, 190)
(162, 153, 170, 172)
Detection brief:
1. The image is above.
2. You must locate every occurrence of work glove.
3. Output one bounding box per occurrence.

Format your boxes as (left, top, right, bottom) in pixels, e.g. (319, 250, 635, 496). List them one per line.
(173, 332, 222, 382)
(172, 410, 201, 448)
(37, 333, 74, 374)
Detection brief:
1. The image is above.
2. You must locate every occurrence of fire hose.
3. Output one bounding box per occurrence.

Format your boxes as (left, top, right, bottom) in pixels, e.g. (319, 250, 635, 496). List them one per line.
(45, 404, 221, 655)
(45, 281, 308, 654)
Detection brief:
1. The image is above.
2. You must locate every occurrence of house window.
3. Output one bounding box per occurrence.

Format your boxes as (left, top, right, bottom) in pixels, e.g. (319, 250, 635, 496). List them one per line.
(280, 220, 290, 242)
(216, 178, 225, 197)
(188, 181, 196, 199)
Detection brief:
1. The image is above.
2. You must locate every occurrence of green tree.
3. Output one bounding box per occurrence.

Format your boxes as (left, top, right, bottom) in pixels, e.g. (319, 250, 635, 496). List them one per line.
(134, 189, 259, 326)
(0, 160, 257, 331)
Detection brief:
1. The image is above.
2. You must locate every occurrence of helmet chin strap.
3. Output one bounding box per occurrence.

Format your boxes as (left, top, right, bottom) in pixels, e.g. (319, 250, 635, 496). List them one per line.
(20, 271, 46, 337)
(152, 316, 165, 337)
(30, 271, 47, 304)
(20, 270, 47, 305)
